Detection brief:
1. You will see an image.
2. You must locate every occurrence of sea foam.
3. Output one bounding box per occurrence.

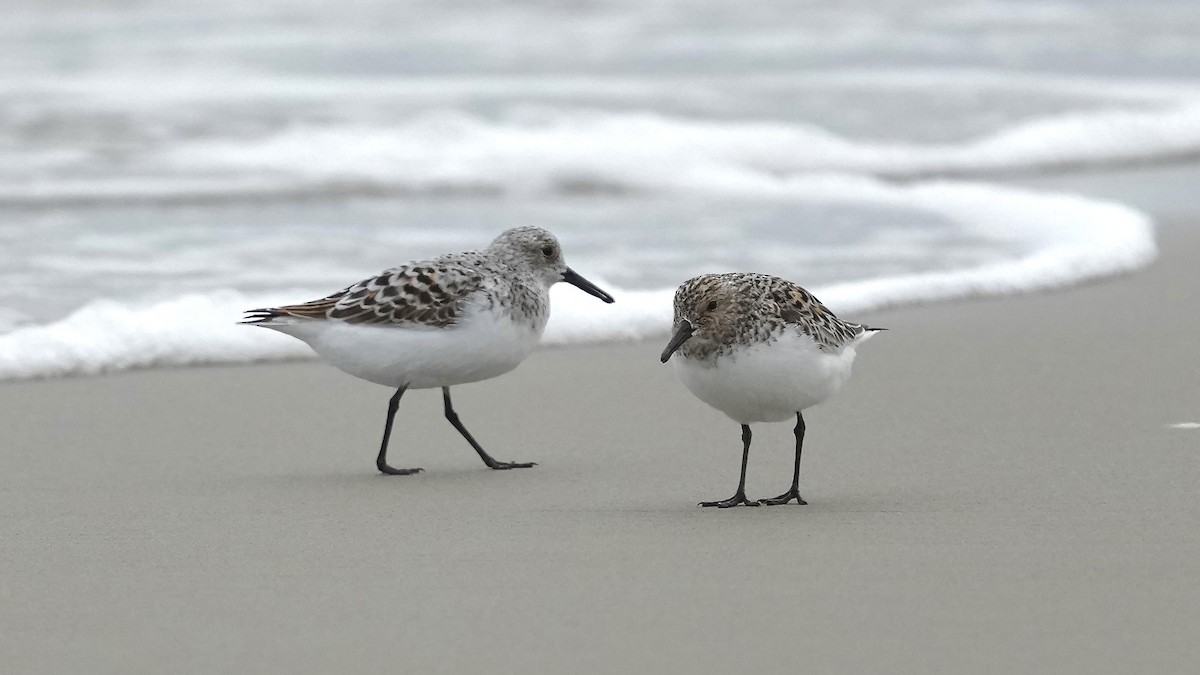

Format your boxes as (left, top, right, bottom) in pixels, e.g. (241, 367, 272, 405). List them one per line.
(161, 103, 1200, 194)
(0, 179, 1155, 381)
(3, 99, 1200, 206)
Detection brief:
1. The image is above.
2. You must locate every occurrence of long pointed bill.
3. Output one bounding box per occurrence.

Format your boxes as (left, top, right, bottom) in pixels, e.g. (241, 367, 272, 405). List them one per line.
(660, 320, 694, 363)
(562, 267, 615, 303)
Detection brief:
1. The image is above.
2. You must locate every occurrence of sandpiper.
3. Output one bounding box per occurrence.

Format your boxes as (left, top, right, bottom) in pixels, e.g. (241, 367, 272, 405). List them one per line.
(660, 273, 883, 507)
(244, 226, 614, 474)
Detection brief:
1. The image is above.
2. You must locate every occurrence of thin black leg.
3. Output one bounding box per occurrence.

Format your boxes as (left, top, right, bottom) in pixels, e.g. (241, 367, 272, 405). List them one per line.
(759, 412, 808, 505)
(443, 387, 536, 470)
(376, 386, 423, 475)
(700, 424, 759, 508)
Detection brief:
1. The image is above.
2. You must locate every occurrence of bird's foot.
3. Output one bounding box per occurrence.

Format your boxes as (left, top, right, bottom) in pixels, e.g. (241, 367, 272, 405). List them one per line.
(484, 460, 537, 470)
(378, 464, 424, 476)
(758, 488, 807, 506)
(699, 492, 760, 508)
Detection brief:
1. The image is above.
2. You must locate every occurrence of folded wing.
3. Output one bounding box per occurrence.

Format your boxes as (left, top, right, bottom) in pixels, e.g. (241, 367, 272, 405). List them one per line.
(243, 263, 486, 328)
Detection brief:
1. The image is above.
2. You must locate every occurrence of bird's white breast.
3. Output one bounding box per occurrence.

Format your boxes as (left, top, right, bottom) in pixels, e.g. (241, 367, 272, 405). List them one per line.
(673, 329, 858, 424)
(266, 296, 545, 389)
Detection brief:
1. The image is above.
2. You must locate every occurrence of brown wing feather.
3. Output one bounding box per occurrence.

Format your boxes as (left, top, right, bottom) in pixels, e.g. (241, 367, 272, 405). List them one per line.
(271, 292, 344, 319)
(770, 280, 865, 350)
(246, 263, 485, 328)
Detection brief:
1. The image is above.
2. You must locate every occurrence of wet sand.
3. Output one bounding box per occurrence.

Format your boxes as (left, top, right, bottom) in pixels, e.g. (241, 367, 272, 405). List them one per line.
(3, 168, 1199, 674)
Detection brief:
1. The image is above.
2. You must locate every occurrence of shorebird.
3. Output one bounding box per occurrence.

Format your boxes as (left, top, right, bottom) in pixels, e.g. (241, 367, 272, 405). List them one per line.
(244, 226, 614, 474)
(660, 273, 883, 507)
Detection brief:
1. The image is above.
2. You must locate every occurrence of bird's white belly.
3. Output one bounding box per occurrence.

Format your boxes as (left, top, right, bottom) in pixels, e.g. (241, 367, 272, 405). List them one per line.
(269, 306, 543, 389)
(673, 332, 857, 424)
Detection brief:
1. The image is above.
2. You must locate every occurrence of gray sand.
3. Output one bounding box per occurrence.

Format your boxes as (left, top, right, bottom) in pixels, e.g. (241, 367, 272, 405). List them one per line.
(4, 175, 1200, 673)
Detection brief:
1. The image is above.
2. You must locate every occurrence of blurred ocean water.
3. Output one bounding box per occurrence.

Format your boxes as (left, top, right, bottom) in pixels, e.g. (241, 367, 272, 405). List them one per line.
(0, 0, 1191, 377)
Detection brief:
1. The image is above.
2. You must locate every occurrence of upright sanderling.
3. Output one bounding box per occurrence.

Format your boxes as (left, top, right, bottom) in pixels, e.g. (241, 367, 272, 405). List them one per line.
(244, 226, 614, 475)
(659, 273, 883, 508)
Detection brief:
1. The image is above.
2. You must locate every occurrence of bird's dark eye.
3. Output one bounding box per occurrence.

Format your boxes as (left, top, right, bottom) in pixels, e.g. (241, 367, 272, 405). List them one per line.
(707, 300, 718, 311)
(541, 246, 554, 257)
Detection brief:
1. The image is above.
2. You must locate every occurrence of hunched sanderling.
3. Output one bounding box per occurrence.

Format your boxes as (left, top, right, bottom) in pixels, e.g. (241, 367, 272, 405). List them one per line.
(660, 273, 883, 508)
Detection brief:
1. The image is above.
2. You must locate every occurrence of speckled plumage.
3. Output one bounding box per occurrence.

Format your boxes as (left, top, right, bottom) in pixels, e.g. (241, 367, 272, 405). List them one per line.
(670, 272, 870, 362)
(244, 227, 564, 332)
(660, 272, 883, 508)
(242, 226, 614, 476)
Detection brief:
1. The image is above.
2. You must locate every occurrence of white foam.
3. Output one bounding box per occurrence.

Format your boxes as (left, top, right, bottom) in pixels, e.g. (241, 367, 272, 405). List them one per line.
(0, 179, 1155, 381)
(4, 93, 1200, 206)
(147, 103, 1200, 199)
(0, 291, 309, 381)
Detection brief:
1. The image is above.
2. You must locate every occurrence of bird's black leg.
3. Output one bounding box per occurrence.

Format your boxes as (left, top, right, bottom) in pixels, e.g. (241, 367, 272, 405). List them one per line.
(377, 386, 423, 475)
(700, 425, 759, 508)
(759, 412, 808, 505)
(443, 387, 536, 470)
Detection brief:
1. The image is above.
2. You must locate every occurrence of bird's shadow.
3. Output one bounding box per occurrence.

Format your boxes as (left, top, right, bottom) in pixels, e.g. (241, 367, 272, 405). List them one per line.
(254, 465, 542, 491)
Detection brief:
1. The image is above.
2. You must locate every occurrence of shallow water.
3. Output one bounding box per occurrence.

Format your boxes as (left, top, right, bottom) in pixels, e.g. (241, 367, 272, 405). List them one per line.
(1, 0, 1194, 377)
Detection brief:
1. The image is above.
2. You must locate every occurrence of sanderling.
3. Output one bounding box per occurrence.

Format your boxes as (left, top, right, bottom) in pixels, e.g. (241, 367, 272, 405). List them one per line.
(244, 226, 614, 474)
(659, 273, 883, 508)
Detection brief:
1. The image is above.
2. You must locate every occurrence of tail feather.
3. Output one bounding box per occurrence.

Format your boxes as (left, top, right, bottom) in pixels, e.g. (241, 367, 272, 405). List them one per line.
(853, 324, 887, 344)
(241, 307, 286, 325)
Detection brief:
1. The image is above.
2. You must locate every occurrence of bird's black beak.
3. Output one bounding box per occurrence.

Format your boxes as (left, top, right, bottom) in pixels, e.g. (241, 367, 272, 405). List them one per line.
(562, 267, 615, 303)
(660, 320, 694, 363)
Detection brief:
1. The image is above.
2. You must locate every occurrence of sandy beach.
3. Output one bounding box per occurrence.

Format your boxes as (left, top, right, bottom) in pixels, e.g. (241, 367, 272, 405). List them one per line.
(4, 166, 1200, 673)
